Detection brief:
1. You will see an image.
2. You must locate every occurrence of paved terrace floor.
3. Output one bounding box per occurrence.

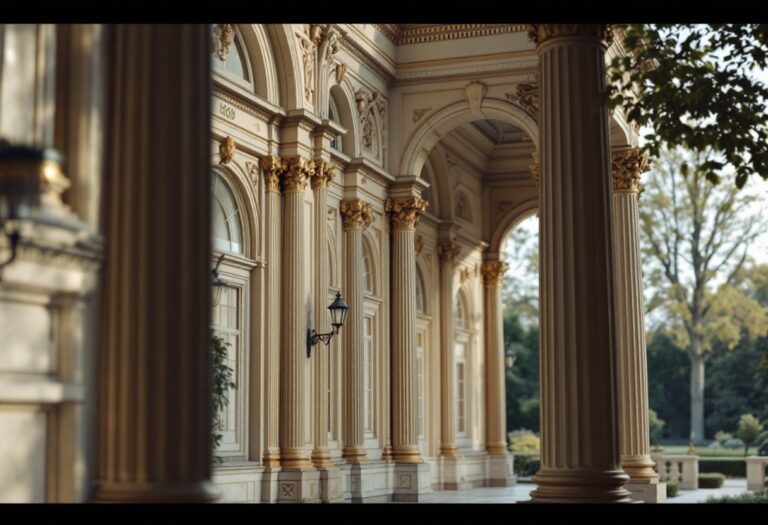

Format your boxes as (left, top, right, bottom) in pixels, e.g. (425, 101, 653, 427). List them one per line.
(416, 479, 751, 504)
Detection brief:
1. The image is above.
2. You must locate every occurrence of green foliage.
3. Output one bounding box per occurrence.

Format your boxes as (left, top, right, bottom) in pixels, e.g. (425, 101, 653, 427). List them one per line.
(666, 482, 679, 498)
(647, 332, 690, 439)
(513, 453, 540, 478)
(715, 431, 733, 445)
(504, 313, 540, 433)
(606, 25, 768, 188)
(706, 491, 768, 503)
(508, 430, 540, 453)
(698, 472, 726, 488)
(737, 414, 764, 455)
(699, 458, 747, 477)
(212, 332, 237, 464)
(649, 409, 666, 445)
(755, 430, 768, 455)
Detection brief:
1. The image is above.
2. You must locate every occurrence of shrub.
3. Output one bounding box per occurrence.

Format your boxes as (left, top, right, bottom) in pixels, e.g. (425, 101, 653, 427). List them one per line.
(699, 458, 746, 478)
(715, 431, 733, 446)
(723, 438, 745, 449)
(649, 409, 665, 445)
(753, 430, 768, 456)
(666, 482, 679, 498)
(706, 491, 768, 503)
(698, 473, 726, 488)
(514, 453, 540, 478)
(212, 333, 237, 465)
(737, 414, 764, 456)
(508, 430, 540, 453)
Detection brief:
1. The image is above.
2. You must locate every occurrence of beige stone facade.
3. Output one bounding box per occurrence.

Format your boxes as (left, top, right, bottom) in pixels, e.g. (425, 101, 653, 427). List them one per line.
(0, 24, 664, 503)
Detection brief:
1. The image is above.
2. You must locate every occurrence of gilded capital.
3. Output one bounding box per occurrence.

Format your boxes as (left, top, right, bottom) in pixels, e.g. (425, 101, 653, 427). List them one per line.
(437, 240, 461, 266)
(611, 148, 649, 194)
(481, 261, 508, 287)
(385, 196, 428, 231)
(527, 24, 613, 46)
(311, 159, 336, 190)
(282, 156, 313, 193)
(260, 155, 285, 194)
(340, 199, 374, 230)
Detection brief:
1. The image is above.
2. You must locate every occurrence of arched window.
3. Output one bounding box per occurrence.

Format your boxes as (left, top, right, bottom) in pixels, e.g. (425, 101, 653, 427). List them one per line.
(213, 33, 250, 84)
(416, 266, 426, 314)
(454, 292, 467, 329)
(212, 174, 243, 254)
(363, 239, 374, 295)
(329, 97, 342, 151)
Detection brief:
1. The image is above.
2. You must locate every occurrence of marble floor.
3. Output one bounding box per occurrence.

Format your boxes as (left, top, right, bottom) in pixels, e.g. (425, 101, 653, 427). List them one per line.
(415, 479, 752, 504)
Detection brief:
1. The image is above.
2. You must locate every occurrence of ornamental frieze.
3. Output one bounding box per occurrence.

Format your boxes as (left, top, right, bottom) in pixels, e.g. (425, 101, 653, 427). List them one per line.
(527, 24, 613, 46)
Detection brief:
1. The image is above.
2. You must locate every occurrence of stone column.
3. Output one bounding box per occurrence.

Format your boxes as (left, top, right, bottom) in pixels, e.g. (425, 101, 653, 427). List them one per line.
(528, 24, 631, 503)
(612, 148, 664, 502)
(311, 161, 335, 469)
(279, 156, 313, 471)
(438, 240, 461, 460)
(339, 199, 373, 464)
(93, 24, 216, 502)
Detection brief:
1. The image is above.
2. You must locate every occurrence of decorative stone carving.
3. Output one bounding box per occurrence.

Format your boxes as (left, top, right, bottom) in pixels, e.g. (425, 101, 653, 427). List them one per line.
(465, 80, 488, 117)
(245, 161, 259, 186)
(415, 235, 424, 255)
(362, 114, 375, 150)
(505, 82, 539, 118)
(530, 152, 540, 188)
(260, 155, 285, 194)
(459, 267, 471, 284)
(213, 24, 234, 61)
(354, 88, 387, 154)
(611, 148, 649, 193)
(283, 156, 313, 193)
(455, 191, 472, 222)
(385, 196, 428, 231)
(311, 159, 336, 189)
(527, 24, 613, 46)
(300, 37, 315, 102)
(335, 63, 347, 84)
(437, 240, 461, 265)
(481, 261, 508, 287)
(412, 108, 432, 122)
(340, 199, 374, 230)
(218, 136, 236, 165)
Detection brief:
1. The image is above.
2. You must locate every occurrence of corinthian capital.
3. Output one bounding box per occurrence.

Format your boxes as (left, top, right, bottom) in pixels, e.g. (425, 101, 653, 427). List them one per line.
(283, 156, 313, 193)
(481, 261, 508, 287)
(527, 24, 613, 46)
(611, 148, 649, 194)
(340, 199, 374, 230)
(311, 159, 336, 190)
(385, 196, 428, 231)
(437, 240, 461, 266)
(260, 155, 286, 194)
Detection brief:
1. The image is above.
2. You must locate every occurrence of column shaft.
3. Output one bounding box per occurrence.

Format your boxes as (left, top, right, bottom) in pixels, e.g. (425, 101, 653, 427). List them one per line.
(438, 241, 460, 457)
(482, 262, 508, 455)
(530, 24, 631, 502)
(94, 24, 216, 502)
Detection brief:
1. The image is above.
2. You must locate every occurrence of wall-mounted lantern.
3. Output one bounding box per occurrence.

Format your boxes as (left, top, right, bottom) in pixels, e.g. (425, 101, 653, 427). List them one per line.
(306, 291, 349, 358)
(211, 253, 229, 307)
(505, 345, 518, 369)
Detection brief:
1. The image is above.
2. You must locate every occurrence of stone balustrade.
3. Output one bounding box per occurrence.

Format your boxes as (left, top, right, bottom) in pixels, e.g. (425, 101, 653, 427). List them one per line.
(745, 457, 768, 491)
(651, 454, 699, 490)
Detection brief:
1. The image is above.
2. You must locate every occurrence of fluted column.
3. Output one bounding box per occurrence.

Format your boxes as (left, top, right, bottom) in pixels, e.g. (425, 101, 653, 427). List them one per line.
(612, 149, 658, 483)
(340, 199, 374, 463)
(310, 162, 335, 468)
(437, 240, 461, 458)
(280, 156, 313, 470)
(481, 261, 509, 456)
(93, 24, 216, 502)
(529, 24, 631, 503)
(261, 155, 284, 468)
(386, 196, 428, 464)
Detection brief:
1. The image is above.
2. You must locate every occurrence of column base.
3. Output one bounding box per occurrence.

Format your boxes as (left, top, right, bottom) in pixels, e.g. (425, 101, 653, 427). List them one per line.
(530, 467, 632, 503)
(625, 480, 666, 503)
(93, 480, 220, 503)
(392, 463, 432, 502)
(342, 446, 369, 464)
(392, 445, 423, 464)
(277, 468, 321, 503)
(487, 453, 517, 487)
(260, 468, 281, 502)
(439, 455, 471, 490)
(317, 466, 343, 502)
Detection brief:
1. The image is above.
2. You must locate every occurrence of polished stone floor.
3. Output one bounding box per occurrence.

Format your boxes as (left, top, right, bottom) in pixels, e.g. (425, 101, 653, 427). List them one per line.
(415, 479, 752, 504)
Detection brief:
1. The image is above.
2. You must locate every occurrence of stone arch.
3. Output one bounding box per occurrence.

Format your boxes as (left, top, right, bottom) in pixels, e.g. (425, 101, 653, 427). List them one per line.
(362, 230, 380, 296)
(421, 148, 452, 219)
(212, 162, 260, 260)
(264, 24, 303, 110)
(399, 97, 539, 177)
(488, 196, 538, 256)
(415, 256, 430, 316)
(234, 24, 279, 104)
(329, 82, 359, 158)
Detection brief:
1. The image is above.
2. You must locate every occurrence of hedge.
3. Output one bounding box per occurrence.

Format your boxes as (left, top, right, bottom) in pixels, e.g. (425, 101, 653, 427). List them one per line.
(706, 491, 768, 503)
(699, 458, 746, 478)
(666, 482, 679, 498)
(698, 473, 726, 488)
(514, 454, 540, 478)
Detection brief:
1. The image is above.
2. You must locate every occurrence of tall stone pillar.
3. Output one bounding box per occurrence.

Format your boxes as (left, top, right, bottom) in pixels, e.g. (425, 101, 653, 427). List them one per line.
(438, 240, 461, 460)
(310, 161, 335, 469)
(93, 24, 216, 502)
(612, 148, 665, 503)
(386, 187, 432, 501)
(339, 199, 373, 464)
(529, 24, 631, 503)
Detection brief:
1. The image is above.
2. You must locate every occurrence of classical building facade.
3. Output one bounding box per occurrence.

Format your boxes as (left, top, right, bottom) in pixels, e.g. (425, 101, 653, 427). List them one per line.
(0, 24, 663, 503)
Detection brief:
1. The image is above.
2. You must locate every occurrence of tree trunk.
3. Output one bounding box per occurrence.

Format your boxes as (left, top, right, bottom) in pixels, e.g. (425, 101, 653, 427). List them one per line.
(689, 352, 706, 444)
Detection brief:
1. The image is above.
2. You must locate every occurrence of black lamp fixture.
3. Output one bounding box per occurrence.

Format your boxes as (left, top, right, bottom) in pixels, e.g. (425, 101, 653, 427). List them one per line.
(505, 345, 518, 369)
(306, 291, 349, 358)
(0, 144, 64, 272)
(211, 253, 229, 307)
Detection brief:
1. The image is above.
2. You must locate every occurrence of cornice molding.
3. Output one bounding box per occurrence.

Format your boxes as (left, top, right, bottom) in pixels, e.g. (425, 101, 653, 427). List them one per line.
(396, 24, 526, 46)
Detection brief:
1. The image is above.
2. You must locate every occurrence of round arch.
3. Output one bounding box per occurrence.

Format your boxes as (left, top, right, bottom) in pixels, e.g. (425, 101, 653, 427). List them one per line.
(330, 82, 360, 158)
(212, 162, 260, 260)
(489, 196, 538, 255)
(263, 24, 303, 110)
(415, 256, 430, 316)
(235, 24, 278, 104)
(399, 97, 539, 177)
(421, 147, 453, 220)
(362, 230, 379, 296)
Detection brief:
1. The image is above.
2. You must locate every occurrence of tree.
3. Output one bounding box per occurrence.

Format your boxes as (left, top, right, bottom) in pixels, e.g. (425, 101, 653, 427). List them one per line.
(648, 409, 665, 446)
(736, 414, 763, 456)
(606, 24, 768, 188)
(501, 215, 539, 329)
(211, 332, 236, 464)
(640, 147, 768, 443)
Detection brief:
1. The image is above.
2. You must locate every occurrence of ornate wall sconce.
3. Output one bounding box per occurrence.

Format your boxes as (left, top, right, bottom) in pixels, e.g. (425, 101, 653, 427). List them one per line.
(505, 344, 518, 369)
(211, 253, 229, 307)
(306, 291, 349, 358)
